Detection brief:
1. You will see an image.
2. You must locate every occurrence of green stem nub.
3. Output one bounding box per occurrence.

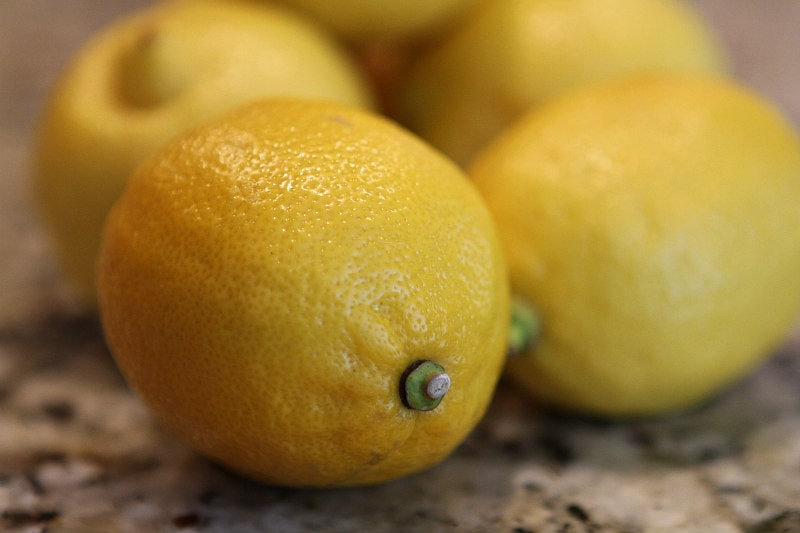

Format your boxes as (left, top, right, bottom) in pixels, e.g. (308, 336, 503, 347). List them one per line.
(508, 298, 541, 357)
(400, 360, 450, 411)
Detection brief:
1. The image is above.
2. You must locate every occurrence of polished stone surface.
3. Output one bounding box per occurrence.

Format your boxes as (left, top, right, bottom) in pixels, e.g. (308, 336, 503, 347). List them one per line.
(2, 2, 800, 532)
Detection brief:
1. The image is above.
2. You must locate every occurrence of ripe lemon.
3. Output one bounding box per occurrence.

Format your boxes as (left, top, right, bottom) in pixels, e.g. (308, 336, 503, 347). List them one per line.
(396, 0, 728, 165)
(269, 0, 478, 43)
(33, 0, 373, 305)
(470, 74, 800, 417)
(96, 99, 510, 487)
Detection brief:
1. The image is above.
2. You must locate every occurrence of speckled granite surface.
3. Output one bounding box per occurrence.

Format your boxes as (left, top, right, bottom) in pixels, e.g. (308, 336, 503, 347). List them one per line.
(2, 2, 800, 532)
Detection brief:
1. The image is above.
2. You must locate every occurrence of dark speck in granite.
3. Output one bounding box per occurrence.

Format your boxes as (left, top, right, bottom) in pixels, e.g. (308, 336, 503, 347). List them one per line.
(566, 503, 591, 524)
(1, 509, 60, 529)
(747, 511, 800, 533)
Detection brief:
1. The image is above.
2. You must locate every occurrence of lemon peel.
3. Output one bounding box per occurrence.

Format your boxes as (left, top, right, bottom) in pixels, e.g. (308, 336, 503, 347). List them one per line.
(472, 74, 800, 417)
(116, 24, 193, 107)
(97, 98, 510, 486)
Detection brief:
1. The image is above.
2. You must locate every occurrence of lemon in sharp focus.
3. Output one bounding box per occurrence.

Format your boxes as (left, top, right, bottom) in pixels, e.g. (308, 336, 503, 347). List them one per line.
(471, 74, 800, 417)
(33, 0, 373, 305)
(96, 98, 510, 487)
(396, 0, 729, 166)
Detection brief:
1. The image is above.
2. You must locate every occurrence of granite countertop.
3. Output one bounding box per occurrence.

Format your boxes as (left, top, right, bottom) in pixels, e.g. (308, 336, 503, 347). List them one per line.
(2, 2, 800, 532)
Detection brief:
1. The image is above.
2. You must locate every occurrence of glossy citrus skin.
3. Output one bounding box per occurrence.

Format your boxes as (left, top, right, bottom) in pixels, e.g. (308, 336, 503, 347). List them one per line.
(34, 0, 373, 304)
(470, 75, 800, 417)
(97, 99, 510, 487)
(396, 0, 728, 165)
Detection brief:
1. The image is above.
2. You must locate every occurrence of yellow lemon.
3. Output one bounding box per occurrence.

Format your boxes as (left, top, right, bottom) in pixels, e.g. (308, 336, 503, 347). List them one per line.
(269, 0, 478, 43)
(34, 0, 373, 305)
(471, 74, 800, 417)
(96, 99, 510, 487)
(396, 0, 728, 165)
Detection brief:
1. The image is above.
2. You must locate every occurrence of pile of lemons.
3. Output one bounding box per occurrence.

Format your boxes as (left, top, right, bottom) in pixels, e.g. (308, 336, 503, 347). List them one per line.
(33, 0, 800, 487)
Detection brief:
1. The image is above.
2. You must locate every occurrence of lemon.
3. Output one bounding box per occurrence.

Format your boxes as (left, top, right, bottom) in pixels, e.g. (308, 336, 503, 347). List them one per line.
(396, 0, 729, 165)
(96, 99, 510, 487)
(471, 74, 800, 417)
(269, 0, 478, 43)
(33, 0, 373, 305)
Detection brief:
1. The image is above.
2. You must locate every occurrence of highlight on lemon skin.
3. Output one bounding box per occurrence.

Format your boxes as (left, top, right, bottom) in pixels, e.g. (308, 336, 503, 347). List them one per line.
(96, 98, 510, 488)
(394, 0, 729, 166)
(471, 74, 800, 418)
(33, 0, 374, 306)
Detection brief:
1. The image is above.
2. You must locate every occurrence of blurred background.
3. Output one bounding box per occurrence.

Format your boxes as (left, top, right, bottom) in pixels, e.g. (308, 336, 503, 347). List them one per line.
(2, 0, 799, 324)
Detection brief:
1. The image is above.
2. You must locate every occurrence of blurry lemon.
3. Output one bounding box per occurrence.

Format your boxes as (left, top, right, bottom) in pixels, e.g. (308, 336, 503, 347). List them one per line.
(97, 99, 509, 487)
(34, 0, 373, 305)
(270, 0, 478, 43)
(396, 0, 728, 165)
(471, 74, 800, 417)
